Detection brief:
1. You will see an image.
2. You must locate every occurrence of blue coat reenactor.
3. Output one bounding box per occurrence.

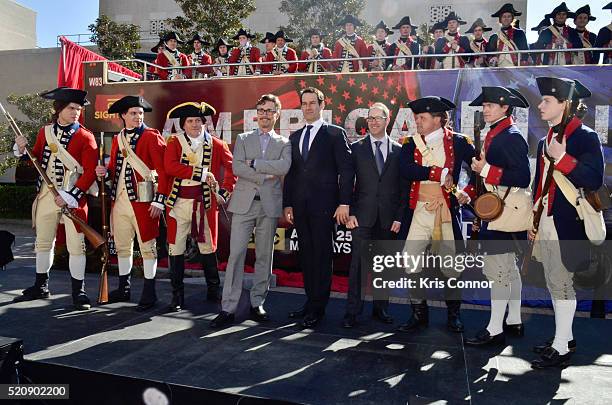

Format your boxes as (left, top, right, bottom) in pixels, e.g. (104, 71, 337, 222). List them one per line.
(595, 2, 612, 63)
(570, 5, 598, 64)
(463, 87, 532, 348)
(534, 2, 583, 65)
(434, 12, 471, 69)
(529, 77, 604, 369)
(487, 3, 530, 67)
(397, 96, 476, 334)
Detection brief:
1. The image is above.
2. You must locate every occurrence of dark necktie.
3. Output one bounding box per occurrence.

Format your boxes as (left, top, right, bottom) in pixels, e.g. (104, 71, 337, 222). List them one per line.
(374, 140, 384, 174)
(302, 125, 313, 161)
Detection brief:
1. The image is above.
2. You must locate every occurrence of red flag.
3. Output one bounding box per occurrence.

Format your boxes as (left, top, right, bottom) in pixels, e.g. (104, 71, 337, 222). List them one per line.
(57, 36, 141, 89)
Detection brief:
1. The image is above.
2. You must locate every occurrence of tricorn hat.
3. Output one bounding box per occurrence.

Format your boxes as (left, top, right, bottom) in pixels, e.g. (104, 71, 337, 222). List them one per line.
(374, 20, 394, 35)
(338, 14, 362, 27)
(392, 16, 415, 30)
(40, 87, 89, 106)
(274, 30, 293, 42)
(189, 33, 210, 46)
(491, 3, 522, 18)
(408, 96, 456, 114)
(569, 5, 596, 21)
(469, 86, 529, 107)
(232, 28, 255, 40)
(466, 18, 492, 34)
(536, 77, 591, 100)
(443, 11, 467, 26)
(167, 101, 216, 120)
(163, 31, 184, 44)
(545, 2, 572, 19)
(108, 95, 153, 115)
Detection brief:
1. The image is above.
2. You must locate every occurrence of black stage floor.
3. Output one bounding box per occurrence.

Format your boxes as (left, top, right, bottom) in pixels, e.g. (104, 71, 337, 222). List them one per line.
(1, 266, 611, 404)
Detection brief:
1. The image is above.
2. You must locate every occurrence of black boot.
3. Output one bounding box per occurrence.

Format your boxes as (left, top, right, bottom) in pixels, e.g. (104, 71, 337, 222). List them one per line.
(446, 300, 464, 333)
(398, 300, 429, 332)
(136, 278, 157, 311)
(108, 275, 131, 303)
(202, 253, 221, 302)
(71, 277, 91, 310)
(168, 255, 185, 312)
(13, 273, 50, 302)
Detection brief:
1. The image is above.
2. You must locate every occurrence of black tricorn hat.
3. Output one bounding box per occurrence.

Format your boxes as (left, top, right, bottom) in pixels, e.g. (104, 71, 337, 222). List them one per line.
(189, 33, 210, 46)
(491, 3, 522, 18)
(274, 30, 293, 42)
(163, 31, 184, 44)
(469, 86, 529, 107)
(40, 87, 89, 106)
(443, 11, 467, 26)
(429, 21, 446, 33)
(338, 14, 362, 27)
(260, 32, 276, 44)
(408, 96, 456, 114)
(214, 37, 233, 51)
(569, 5, 596, 21)
(232, 28, 255, 40)
(605, 2, 612, 10)
(150, 39, 164, 53)
(307, 28, 327, 38)
(392, 16, 415, 30)
(466, 18, 492, 34)
(167, 101, 216, 120)
(536, 77, 591, 100)
(108, 95, 153, 115)
(531, 18, 551, 31)
(545, 2, 572, 19)
(374, 20, 394, 35)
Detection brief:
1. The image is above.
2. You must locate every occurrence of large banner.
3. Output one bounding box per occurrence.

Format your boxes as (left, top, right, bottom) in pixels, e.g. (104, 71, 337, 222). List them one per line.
(83, 64, 611, 270)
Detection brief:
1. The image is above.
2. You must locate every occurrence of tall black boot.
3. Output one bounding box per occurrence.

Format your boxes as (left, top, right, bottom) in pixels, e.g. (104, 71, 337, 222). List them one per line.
(201, 253, 221, 302)
(168, 255, 185, 312)
(397, 300, 429, 332)
(71, 277, 91, 310)
(136, 278, 157, 311)
(446, 300, 464, 332)
(108, 275, 131, 303)
(13, 273, 50, 302)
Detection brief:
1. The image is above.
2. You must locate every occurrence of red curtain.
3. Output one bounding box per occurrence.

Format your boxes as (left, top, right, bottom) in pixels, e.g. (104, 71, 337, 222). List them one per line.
(57, 36, 141, 88)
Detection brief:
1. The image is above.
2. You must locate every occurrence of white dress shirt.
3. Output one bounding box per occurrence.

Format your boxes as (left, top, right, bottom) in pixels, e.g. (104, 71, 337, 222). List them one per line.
(299, 118, 325, 154)
(369, 134, 390, 161)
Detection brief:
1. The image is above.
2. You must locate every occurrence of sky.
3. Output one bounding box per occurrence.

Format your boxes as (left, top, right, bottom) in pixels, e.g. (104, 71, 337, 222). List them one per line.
(13, 0, 612, 49)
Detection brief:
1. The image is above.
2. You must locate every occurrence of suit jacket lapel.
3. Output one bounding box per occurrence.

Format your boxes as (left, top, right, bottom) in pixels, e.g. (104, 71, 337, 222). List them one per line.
(362, 135, 379, 175)
(306, 123, 326, 159)
(293, 126, 305, 164)
(263, 132, 280, 159)
(380, 139, 397, 177)
(249, 129, 263, 159)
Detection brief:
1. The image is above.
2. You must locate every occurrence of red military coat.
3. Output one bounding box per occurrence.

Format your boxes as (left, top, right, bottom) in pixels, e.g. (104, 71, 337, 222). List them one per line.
(264, 47, 298, 73)
(107, 126, 168, 242)
(154, 50, 190, 80)
(298, 46, 333, 72)
(332, 35, 369, 72)
(164, 134, 236, 252)
(228, 46, 261, 75)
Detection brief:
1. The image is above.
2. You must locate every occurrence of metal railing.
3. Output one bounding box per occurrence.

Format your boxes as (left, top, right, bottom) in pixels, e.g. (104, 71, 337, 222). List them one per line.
(91, 46, 612, 84)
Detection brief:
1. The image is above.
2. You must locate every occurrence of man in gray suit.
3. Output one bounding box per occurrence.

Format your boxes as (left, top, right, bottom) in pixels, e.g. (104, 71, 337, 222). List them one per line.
(211, 94, 291, 328)
(344, 102, 407, 328)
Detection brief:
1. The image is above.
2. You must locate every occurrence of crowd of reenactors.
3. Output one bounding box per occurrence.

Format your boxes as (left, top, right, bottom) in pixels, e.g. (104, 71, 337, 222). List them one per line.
(147, 2, 612, 80)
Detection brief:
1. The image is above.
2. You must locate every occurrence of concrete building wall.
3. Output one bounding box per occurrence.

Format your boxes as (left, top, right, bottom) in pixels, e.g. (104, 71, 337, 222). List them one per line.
(0, 47, 60, 182)
(0, 0, 37, 50)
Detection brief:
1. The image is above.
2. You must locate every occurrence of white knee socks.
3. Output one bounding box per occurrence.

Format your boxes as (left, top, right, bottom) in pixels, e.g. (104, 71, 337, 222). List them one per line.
(506, 276, 522, 325)
(118, 256, 133, 276)
(143, 258, 157, 280)
(551, 299, 576, 355)
(69, 255, 86, 280)
(486, 282, 511, 336)
(36, 251, 53, 274)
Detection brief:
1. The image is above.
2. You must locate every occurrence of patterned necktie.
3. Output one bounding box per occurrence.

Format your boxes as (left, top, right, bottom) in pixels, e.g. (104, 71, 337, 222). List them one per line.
(374, 140, 385, 174)
(302, 125, 313, 161)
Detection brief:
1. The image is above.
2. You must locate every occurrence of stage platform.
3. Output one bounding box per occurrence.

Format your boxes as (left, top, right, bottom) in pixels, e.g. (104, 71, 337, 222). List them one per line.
(1, 266, 611, 404)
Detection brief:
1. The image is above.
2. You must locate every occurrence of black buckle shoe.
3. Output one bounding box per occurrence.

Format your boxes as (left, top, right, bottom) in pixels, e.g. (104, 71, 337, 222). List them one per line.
(108, 275, 131, 303)
(250, 306, 270, 322)
(531, 346, 571, 369)
(397, 302, 428, 333)
(210, 311, 234, 328)
(372, 308, 394, 324)
(465, 329, 505, 346)
(342, 313, 357, 328)
(301, 312, 323, 328)
(136, 279, 157, 312)
(503, 322, 525, 337)
(13, 285, 51, 302)
(533, 337, 577, 354)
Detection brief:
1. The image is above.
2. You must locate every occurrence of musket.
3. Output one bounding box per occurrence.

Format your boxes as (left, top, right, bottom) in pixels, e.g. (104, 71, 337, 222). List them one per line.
(0, 102, 105, 249)
(470, 110, 486, 244)
(521, 84, 576, 275)
(97, 132, 109, 304)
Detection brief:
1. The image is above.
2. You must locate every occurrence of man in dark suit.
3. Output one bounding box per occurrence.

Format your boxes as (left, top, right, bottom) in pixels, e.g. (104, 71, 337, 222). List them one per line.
(343, 102, 407, 328)
(283, 87, 353, 328)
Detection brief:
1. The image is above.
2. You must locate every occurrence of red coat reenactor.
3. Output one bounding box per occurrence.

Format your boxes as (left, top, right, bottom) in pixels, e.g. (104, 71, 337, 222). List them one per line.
(465, 18, 491, 67)
(265, 31, 298, 74)
(369, 20, 393, 71)
(333, 14, 370, 72)
(187, 33, 213, 78)
(260, 32, 277, 74)
(228, 28, 261, 76)
(13, 87, 97, 310)
(164, 102, 236, 310)
(298, 29, 333, 73)
(388, 16, 420, 70)
(95, 96, 169, 311)
(212, 38, 233, 77)
(153, 31, 190, 80)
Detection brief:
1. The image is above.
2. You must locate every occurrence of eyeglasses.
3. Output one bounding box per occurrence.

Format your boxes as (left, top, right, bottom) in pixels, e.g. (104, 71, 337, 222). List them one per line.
(256, 108, 277, 115)
(366, 116, 387, 123)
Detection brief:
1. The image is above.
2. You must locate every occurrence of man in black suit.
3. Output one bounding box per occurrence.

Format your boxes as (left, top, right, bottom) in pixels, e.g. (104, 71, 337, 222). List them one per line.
(343, 102, 407, 328)
(283, 87, 353, 328)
